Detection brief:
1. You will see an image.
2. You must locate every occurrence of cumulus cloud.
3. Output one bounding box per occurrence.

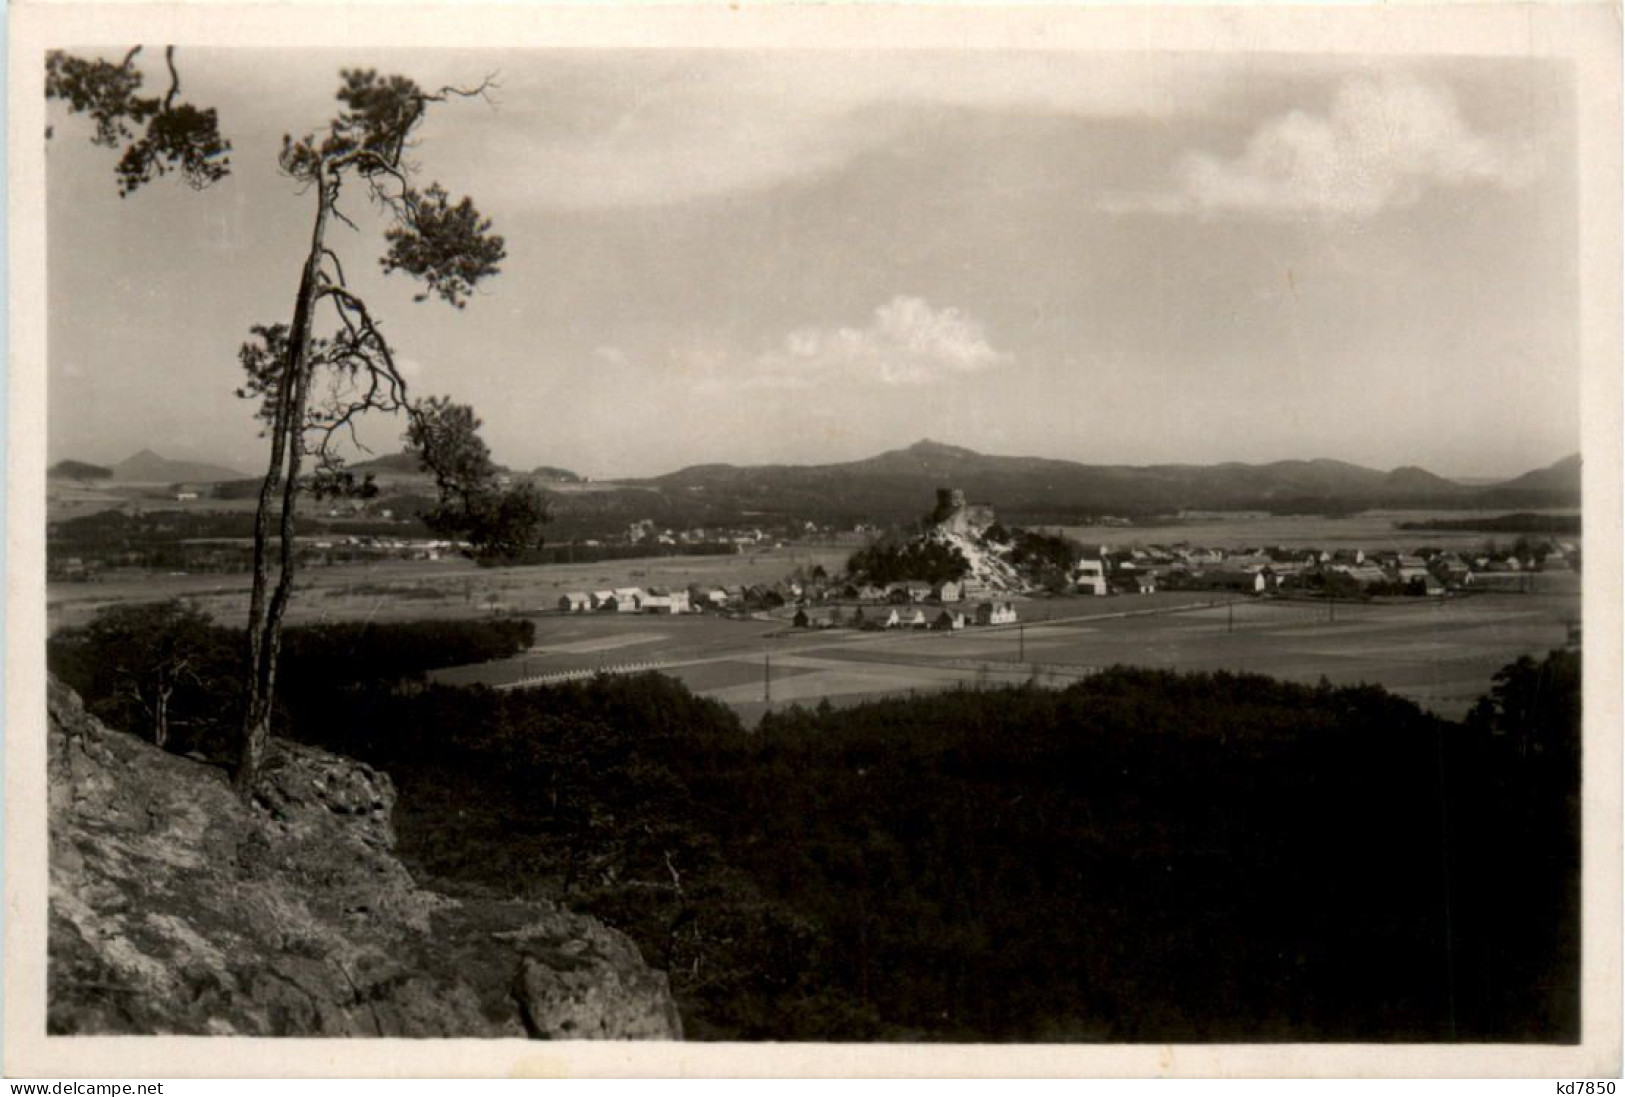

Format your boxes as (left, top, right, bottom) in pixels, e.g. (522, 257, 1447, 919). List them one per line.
(1109, 74, 1540, 219)
(744, 296, 1012, 389)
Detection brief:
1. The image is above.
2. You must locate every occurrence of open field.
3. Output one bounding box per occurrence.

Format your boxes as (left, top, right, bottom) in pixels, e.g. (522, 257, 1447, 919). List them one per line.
(49, 543, 1581, 724)
(45, 543, 855, 632)
(430, 587, 1578, 723)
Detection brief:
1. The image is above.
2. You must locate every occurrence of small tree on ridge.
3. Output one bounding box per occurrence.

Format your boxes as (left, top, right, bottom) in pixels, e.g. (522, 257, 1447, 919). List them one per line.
(50, 48, 548, 793)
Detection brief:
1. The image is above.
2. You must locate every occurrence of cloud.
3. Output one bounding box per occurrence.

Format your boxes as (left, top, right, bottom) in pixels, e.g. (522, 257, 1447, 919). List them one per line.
(1107, 74, 1540, 219)
(743, 296, 1012, 389)
(426, 52, 1230, 211)
(592, 345, 629, 367)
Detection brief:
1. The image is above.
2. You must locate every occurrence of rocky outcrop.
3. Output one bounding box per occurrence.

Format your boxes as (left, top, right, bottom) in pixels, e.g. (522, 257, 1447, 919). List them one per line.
(48, 678, 682, 1039)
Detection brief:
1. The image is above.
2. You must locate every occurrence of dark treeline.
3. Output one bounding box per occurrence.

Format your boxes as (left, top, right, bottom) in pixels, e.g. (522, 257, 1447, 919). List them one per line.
(847, 538, 970, 586)
(49, 606, 1579, 1042)
(1399, 513, 1581, 535)
(999, 526, 1085, 589)
(50, 505, 758, 575)
(47, 606, 534, 758)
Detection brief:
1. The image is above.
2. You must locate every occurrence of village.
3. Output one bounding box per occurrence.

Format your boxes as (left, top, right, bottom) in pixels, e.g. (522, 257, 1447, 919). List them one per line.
(547, 486, 1580, 634)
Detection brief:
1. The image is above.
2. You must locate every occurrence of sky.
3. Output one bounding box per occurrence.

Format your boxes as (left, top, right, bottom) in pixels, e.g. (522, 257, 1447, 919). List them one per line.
(47, 48, 1580, 480)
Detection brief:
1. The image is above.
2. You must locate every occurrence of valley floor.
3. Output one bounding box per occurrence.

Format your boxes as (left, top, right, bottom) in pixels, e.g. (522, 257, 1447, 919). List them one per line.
(431, 587, 1578, 722)
(48, 546, 1580, 724)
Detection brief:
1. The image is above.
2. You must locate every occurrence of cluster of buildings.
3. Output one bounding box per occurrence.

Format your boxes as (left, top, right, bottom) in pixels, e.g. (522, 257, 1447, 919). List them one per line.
(558, 587, 694, 614)
(555, 577, 1023, 630)
(794, 601, 1018, 631)
(305, 535, 458, 561)
(1066, 540, 1580, 597)
(622, 519, 841, 551)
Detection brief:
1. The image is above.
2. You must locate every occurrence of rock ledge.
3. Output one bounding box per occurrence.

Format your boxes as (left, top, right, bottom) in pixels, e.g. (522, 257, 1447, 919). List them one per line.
(48, 677, 682, 1039)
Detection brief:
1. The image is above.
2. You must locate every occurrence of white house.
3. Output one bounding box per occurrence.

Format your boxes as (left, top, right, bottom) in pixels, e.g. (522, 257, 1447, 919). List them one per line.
(1074, 558, 1108, 596)
(975, 601, 1018, 625)
(641, 588, 691, 614)
(558, 592, 591, 613)
(613, 587, 645, 612)
(590, 590, 618, 611)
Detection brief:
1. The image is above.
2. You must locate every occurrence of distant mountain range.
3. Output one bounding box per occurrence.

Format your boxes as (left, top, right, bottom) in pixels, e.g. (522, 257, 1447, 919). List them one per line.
(108, 449, 248, 484)
(628, 440, 1581, 521)
(71, 442, 1580, 525)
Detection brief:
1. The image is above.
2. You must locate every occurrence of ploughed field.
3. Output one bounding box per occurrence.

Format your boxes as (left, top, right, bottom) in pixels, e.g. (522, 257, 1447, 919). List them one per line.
(433, 587, 1578, 722)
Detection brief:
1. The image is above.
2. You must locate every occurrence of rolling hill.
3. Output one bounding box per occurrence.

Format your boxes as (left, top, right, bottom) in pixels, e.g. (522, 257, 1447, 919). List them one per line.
(111, 449, 247, 484)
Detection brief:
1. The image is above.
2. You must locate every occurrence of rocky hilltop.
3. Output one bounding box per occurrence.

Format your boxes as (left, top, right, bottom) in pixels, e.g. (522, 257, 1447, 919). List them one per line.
(48, 678, 682, 1039)
(921, 488, 1027, 591)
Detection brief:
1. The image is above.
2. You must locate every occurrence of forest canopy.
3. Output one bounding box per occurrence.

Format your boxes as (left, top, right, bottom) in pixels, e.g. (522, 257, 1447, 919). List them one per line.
(49, 605, 1581, 1043)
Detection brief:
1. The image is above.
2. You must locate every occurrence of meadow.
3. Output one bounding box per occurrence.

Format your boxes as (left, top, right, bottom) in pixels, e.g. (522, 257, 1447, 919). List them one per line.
(46, 542, 853, 631)
(430, 584, 1578, 722)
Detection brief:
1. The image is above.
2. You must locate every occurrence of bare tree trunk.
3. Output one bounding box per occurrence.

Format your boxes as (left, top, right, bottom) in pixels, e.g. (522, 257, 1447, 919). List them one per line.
(235, 168, 333, 797)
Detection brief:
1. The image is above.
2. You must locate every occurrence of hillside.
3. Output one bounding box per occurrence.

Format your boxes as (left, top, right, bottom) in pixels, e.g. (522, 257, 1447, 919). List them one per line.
(48, 677, 681, 1039)
(347, 449, 430, 475)
(1479, 454, 1582, 507)
(112, 449, 247, 484)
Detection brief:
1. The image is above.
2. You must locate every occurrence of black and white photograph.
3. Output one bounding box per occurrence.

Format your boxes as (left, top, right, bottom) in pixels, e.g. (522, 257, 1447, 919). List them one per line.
(7, 1, 1620, 1080)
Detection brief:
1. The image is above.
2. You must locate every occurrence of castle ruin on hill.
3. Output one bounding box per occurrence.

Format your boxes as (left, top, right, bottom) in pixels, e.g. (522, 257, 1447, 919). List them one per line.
(928, 488, 997, 537)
